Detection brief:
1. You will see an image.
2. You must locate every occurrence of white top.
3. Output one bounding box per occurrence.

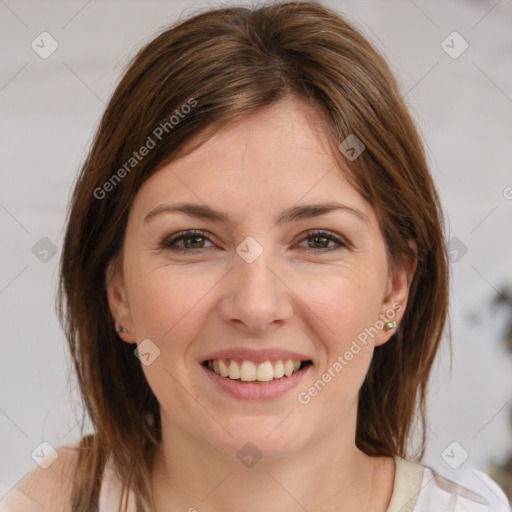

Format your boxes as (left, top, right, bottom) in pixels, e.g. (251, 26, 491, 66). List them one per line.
(387, 457, 510, 512)
(1, 453, 510, 511)
(97, 455, 511, 512)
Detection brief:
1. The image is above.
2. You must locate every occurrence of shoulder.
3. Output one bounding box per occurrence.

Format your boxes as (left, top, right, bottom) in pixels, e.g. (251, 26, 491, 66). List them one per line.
(0, 442, 81, 512)
(392, 457, 511, 512)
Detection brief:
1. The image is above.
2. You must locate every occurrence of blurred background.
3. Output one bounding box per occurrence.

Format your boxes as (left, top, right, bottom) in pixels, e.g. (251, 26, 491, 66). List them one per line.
(1, 0, 511, 502)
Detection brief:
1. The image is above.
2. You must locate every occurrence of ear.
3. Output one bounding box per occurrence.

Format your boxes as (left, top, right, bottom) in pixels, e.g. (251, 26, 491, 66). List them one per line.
(106, 256, 137, 344)
(374, 240, 418, 347)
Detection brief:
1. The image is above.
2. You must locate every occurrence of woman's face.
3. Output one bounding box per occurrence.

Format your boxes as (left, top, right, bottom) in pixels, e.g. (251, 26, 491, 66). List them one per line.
(108, 96, 414, 460)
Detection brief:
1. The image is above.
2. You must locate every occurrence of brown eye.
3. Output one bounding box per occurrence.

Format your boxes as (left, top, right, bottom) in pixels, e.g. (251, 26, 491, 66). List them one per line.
(161, 230, 214, 251)
(296, 230, 348, 252)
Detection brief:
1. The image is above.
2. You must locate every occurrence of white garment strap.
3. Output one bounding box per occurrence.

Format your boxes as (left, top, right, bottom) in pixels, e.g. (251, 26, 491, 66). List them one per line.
(387, 456, 425, 512)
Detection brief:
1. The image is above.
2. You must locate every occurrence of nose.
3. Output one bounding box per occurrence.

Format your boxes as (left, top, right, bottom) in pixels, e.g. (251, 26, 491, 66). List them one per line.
(218, 247, 294, 334)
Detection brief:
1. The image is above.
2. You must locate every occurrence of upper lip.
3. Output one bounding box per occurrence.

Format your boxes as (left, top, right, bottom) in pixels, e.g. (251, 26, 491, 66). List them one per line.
(201, 347, 313, 364)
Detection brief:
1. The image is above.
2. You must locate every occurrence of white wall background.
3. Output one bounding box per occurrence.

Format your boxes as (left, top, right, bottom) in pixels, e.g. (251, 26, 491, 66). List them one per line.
(1, 0, 511, 500)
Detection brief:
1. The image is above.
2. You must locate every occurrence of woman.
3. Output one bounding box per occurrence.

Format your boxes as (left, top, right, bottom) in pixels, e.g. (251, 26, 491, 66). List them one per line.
(1, 1, 509, 511)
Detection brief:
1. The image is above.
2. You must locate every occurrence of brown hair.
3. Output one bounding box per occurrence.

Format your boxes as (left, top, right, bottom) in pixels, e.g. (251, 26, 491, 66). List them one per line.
(58, 1, 450, 510)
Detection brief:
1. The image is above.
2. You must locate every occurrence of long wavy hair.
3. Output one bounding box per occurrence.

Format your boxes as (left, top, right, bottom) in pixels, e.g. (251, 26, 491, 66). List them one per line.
(57, 1, 450, 510)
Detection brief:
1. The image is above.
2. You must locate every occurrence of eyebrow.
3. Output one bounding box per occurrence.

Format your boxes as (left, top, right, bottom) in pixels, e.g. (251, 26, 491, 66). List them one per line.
(144, 201, 369, 226)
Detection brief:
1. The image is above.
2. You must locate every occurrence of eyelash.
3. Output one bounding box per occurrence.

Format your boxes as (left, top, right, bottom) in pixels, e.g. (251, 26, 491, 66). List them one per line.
(160, 229, 348, 254)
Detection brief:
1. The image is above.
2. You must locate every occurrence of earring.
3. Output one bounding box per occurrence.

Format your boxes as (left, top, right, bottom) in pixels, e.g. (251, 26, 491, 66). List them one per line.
(384, 320, 397, 330)
(116, 326, 128, 334)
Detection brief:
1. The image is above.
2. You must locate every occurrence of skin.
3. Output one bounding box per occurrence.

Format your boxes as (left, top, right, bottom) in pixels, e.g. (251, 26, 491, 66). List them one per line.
(107, 96, 416, 512)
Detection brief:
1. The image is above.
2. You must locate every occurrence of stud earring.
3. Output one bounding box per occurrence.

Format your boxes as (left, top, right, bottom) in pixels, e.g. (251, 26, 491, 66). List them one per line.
(384, 320, 397, 330)
(116, 326, 128, 334)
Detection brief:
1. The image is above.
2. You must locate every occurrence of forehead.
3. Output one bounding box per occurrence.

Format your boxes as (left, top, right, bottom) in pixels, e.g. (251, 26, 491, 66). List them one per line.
(130, 97, 372, 223)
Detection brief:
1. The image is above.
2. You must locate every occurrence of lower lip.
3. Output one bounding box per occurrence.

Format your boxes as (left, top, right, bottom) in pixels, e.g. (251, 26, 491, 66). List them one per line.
(201, 364, 312, 400)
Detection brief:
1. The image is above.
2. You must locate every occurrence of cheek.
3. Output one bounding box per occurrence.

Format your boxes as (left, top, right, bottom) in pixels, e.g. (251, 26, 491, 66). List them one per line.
(125, 259, 219, 346)
(293, 271, 383, 415)
(293, 263, 385, 344)
(124, 267, 217, 414)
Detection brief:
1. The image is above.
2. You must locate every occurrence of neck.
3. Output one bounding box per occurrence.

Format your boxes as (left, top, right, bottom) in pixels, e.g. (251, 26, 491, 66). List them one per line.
(150, 409, 393, 512)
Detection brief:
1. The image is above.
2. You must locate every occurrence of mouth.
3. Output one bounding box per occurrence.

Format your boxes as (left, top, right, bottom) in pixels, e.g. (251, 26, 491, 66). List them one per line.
(201, 358, 313, 383)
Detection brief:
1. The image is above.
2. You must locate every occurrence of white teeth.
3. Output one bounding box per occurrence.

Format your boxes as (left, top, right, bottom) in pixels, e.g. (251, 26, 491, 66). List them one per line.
(228, 359, 240, 379)
(273, 360, 284, 378)
(218, 359, 229, 377)
(240, 361, 257, 381)
(284, 359, 294, 377)
(256, 361, 274, 382)
(206, 358, 307, 381)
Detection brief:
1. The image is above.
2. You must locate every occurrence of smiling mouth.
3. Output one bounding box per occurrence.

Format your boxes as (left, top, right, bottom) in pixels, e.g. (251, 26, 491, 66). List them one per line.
(202, 358, 313, 383)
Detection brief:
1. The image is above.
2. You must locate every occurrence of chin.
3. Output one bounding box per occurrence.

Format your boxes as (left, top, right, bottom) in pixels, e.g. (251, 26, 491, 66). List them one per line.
(205, 415, 309, 463)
